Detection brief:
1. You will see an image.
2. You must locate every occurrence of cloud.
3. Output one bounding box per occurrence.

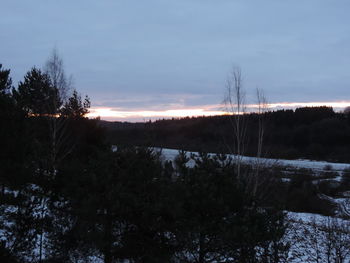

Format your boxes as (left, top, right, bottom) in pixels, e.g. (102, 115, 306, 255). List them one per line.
(1, 0, 350, 113)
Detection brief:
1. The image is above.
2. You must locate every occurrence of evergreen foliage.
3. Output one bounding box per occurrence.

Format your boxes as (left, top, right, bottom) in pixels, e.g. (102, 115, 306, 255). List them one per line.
(61, 90, 90, 118)
(14, 68, 61, 116)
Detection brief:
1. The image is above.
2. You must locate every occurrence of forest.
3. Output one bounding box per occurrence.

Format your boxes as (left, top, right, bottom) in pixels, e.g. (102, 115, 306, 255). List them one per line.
(104, 106, 350, 163)
(0, 57, 349, 263)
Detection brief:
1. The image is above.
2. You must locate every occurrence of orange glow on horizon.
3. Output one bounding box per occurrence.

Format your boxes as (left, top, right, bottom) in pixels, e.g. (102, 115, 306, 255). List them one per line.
(88, 101, 350, 121)
(87, 108, 227, 120)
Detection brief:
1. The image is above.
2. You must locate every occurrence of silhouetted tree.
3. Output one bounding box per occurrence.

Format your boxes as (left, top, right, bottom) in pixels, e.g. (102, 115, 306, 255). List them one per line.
(44, 48, 71, 103)
(61, 90, 90, 118)
(0, 64, 12, 95)
(14, 67, 60, 116)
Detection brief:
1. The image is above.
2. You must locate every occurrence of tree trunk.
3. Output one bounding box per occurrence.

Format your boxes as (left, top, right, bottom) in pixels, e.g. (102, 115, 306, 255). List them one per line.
(199, 232, 205, 263)
(103, 213, 113, 263)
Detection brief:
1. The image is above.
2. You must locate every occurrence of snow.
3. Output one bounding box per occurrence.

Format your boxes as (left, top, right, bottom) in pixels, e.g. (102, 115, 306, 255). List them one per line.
(286, 212, 350, 263)
(287, 211, 346, 225)
(159, 148, 350, 172)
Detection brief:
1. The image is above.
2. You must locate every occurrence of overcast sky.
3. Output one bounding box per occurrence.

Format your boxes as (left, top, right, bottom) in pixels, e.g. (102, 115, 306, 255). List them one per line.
(1, 0, 350, 120)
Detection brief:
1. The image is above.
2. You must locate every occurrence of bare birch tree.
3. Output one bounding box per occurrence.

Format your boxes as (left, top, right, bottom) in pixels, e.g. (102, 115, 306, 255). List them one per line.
(256, 88, 268, 159)
(44, 47, 72, 104)
(34, 48, 74, 262)
(224, 67, 246, 180)
(251, 88, 269, 198)
(43, 48, 74, 173)
(224, 67, 270, 199)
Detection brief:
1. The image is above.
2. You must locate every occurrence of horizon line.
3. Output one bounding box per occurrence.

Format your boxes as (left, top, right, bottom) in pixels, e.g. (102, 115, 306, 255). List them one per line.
(87, 100, 350, 122)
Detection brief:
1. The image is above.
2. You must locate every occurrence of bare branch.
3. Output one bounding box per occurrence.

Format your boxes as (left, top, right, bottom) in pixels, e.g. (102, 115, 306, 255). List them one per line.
(224, 66, 246, 179)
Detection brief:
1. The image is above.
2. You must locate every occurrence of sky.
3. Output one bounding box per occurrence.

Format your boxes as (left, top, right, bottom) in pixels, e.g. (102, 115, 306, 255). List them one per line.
(1, 0, 350, 121)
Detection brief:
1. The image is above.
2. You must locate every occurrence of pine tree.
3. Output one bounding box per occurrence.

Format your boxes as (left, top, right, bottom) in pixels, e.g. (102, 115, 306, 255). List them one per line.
(14, 67, 61, 116)
(61, 90, 90, 118)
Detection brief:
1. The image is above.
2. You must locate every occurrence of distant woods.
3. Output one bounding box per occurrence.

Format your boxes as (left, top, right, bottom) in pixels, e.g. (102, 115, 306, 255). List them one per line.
(104, 106, 350, 163)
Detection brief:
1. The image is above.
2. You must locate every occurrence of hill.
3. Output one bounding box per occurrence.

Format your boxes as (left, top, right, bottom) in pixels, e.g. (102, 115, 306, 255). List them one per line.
(102, 106, 350, 162)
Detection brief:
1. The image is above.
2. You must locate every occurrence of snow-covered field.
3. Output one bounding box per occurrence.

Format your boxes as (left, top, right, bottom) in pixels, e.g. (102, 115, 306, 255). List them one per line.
(160, 148, 350, 172)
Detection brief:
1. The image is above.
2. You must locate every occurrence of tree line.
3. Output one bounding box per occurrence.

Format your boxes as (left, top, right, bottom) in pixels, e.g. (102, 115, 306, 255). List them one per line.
(104, 106, 350, 162)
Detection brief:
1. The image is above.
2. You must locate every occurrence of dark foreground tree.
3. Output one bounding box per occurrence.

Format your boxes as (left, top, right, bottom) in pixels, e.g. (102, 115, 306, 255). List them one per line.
(13, 67, 60, 116)
(0, 59, 93, 263)
(173, 152, 288, 263)
(61, 90, 90, 118)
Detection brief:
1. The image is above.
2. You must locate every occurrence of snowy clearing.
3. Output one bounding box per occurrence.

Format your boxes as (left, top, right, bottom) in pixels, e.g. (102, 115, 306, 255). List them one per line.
(159, 148, 350, 172)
